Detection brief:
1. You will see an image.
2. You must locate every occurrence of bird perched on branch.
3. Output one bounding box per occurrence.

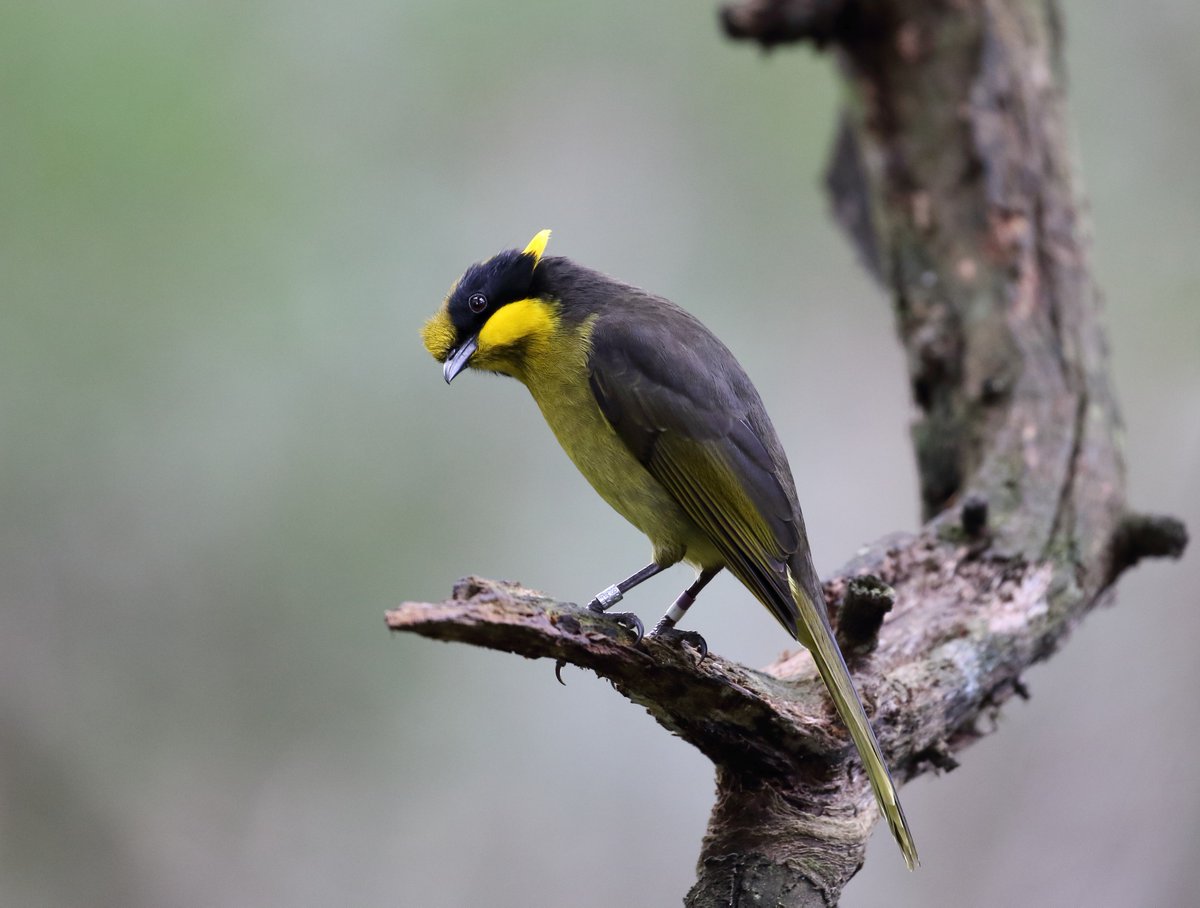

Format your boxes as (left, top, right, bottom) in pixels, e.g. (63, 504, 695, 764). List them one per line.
(421, 230, 918, 869)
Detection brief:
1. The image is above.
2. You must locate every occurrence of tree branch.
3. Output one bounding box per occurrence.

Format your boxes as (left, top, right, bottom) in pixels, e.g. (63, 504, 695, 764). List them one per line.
(392, 0, 1188, 903)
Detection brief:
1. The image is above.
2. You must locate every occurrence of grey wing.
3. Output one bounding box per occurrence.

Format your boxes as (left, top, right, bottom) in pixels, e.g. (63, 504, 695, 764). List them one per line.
(586, 300, 807, 634)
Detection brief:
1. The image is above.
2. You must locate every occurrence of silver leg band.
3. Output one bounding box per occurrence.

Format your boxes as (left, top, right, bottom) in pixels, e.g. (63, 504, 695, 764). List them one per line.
(593, 584, 624, 610)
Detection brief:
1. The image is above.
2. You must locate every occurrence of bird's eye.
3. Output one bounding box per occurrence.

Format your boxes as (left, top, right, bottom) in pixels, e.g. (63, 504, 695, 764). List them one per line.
(468, 293, 488, 314)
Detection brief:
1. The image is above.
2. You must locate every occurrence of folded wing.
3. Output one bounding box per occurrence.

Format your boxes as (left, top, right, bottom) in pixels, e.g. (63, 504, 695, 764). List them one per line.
(586, 299, 806, 635)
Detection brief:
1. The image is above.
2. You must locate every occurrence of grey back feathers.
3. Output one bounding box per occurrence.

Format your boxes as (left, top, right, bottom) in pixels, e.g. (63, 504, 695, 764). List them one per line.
(538, 258, 817, 636)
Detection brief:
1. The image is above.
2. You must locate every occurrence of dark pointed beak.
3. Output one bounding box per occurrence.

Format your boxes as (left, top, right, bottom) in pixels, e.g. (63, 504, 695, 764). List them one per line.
(442, 335, 478, 384)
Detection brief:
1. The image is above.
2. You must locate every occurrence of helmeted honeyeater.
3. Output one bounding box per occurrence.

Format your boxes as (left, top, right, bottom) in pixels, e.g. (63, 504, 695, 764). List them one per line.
(421, 230, 918, 869)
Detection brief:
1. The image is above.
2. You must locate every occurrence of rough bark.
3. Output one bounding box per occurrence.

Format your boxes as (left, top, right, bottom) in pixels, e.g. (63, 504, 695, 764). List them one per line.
(389, 1, 1188, 904)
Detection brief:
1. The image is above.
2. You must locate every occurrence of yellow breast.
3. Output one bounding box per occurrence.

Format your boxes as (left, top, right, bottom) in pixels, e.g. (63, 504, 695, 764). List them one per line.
(516, 322, 720, 569)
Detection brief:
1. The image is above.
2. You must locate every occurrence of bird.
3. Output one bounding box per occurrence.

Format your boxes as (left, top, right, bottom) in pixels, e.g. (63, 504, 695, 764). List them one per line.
(421, 229, 918, 869)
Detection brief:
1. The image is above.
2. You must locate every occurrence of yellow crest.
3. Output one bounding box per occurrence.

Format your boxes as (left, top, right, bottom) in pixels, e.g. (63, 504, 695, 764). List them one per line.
(522, 229, 552, 263)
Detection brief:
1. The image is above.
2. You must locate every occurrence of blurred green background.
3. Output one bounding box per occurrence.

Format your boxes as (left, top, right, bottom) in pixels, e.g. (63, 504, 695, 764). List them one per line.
(2, 2, 1197, 906)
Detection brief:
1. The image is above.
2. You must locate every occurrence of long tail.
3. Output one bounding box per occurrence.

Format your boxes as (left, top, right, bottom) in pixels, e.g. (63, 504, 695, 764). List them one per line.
(787, 563, 919, 870)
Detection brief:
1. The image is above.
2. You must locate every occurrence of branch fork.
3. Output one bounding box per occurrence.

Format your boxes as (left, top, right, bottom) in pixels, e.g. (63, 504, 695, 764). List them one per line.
(393, 0, 1187, 902)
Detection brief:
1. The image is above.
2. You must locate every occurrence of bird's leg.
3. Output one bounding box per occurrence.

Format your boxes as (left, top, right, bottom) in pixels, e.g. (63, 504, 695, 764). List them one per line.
(557, 563, 668, 683)
(649, 568, 721, 663)
(586, 562, 666, 642)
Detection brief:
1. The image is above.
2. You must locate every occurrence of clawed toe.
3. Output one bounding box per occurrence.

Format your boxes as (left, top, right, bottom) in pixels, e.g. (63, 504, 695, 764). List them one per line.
(608, 611, 644, 644)
(585, 601, 645, 644)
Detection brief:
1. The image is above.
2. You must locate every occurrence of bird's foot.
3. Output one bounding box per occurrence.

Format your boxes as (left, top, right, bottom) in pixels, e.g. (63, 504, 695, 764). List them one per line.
(555, 600, 645, 685)
(587, 585, 644, 644)
(587, 604, 644, 644)
(650, 625, 708, 665)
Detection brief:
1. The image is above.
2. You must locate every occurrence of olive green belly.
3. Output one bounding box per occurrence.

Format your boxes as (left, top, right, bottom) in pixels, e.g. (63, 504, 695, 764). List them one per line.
(522, 370, 722, 569)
